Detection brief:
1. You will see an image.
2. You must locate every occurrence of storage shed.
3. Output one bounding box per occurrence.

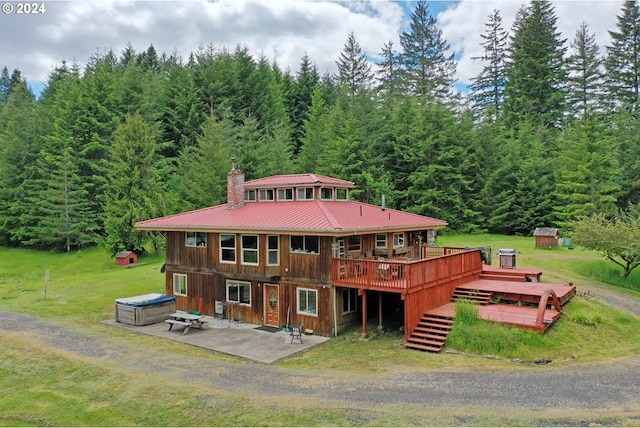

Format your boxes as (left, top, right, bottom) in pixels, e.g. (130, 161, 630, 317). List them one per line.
(533, 228, 559, 249)
(115, 251, 138, 266)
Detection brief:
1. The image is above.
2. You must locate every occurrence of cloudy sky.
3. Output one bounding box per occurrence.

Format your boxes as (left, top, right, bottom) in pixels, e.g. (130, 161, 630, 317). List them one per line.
(0, 0, 625, 92)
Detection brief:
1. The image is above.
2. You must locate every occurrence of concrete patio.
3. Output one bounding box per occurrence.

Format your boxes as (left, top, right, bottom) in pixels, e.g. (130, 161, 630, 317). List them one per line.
(106, 315, 330, 363)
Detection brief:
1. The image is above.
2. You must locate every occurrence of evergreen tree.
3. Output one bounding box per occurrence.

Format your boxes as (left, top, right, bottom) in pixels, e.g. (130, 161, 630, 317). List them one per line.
(297, 87, 330, 173)
(103, 113, 167, 255)
(554, 121, 621, 227)
(605, 0, 640, 114)
(375, 40, 403, 102)
(566, 23, 605, 120)
(171, 109, 235, 211)
(0, 83, 43, 246)
(335, 31, 373, 97)
(287, 54, 320, 154)
(399, 0, 456, 100)
(503, 0, 567, 129)
(0, 66, 11, 106)
(469, 9, 508, 121)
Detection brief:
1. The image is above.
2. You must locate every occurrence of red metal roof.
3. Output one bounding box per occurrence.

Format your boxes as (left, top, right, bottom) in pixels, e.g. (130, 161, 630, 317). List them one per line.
(245, 174, 354, 188)
(136, 200, 447, 234)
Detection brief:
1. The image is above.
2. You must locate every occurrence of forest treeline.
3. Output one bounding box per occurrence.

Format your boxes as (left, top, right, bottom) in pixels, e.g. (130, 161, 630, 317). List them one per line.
(1, 0, 640, 254)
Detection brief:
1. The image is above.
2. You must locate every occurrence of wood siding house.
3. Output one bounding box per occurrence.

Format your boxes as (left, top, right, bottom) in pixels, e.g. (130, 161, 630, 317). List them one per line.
(136, 164, 456, 338)
(533, 227, 559, 249)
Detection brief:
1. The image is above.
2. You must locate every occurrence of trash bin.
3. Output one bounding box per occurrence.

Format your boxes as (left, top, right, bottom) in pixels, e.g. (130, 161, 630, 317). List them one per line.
(498, 248, 516, 268)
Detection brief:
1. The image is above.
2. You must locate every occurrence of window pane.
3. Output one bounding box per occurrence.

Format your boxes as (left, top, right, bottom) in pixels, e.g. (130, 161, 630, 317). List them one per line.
(320, 188, 333, 199)
(240, 284, 251, 304)
(228, 284, 239, 302)
(221, 234, 236, 262)
(308, 290, 317, 314)
(291, 235, 304, 252)
(336, 188, 347, 200)
(242, 235, 257, 249)
(306, 236, 319, 253)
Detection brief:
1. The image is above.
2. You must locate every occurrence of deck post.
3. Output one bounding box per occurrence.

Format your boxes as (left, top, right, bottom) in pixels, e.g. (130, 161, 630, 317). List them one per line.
(359, 289, 367, 336)
(378, 292, 383, 330)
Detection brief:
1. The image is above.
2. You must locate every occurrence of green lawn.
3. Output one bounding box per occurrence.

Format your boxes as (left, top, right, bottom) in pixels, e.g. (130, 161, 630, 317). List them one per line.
(2, 238, 640, 426)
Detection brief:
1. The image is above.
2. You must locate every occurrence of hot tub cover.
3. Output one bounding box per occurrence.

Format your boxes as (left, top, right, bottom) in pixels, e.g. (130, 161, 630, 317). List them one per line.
(115, 293, 176, 307)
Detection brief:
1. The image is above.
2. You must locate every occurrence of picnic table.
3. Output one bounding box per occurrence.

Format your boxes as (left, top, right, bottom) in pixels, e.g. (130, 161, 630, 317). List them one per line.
(164, 312, 207, 334)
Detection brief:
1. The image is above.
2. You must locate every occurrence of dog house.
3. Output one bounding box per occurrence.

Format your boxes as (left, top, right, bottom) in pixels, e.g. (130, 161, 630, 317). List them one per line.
(115, 251, 138, 266)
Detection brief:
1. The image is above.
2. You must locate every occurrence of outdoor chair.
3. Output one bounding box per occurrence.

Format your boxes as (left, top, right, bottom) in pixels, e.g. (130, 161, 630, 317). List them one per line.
(290, 322, 304, 344)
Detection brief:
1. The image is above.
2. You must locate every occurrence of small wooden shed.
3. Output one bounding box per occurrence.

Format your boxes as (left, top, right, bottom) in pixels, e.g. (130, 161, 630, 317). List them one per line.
(115, 251, 138, 266)
(533, 228, 559, 249)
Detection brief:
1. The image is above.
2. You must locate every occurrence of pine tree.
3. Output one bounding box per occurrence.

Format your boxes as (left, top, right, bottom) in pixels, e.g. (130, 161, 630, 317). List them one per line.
(605, 0, 640, 114)
(399, 0, 456, 100)
(297, 87, 330, 173)
(335, 32, 373, 97)
(566, 23, 605, 120)
(0, 83, 39, 246)
(469, 9, 508, 121)
(103, 113, 167, 255)
(503, 0, 567, 129)
(375, 40, 403, 102)
(288, 54, 320, 154)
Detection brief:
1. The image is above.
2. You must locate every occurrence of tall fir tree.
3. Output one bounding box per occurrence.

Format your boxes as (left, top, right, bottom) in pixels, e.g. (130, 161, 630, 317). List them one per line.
(605, 0, 640, 114)
(103, 113, 167, 255)
(375, 40, 403, 102)
(503, 0, 567, 129)
(566, 23, 605, 120)
(399, 0, 456, 100)
(335, 31, 373, 97)
(287, 54, 320, 154)
(469, 9, 509, 121)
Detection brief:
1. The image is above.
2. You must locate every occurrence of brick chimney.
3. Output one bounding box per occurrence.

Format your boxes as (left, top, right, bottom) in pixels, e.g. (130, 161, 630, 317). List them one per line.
(227, 158, 245, 210)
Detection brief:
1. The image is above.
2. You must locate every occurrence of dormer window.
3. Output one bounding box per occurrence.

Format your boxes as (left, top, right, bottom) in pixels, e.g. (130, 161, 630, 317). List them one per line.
(244, 189, 256, 201)
(277, 188, 294, 201)
(336, 188, 348, 200)
(297, 187, 314, 200)
(259, 189, 275, 201)
(320, 188, 333, 200)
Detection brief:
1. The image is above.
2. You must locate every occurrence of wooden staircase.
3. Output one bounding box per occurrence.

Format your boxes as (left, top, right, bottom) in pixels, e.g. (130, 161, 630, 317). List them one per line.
(405, 313, 453, 353)
(451, 287, 493, 304)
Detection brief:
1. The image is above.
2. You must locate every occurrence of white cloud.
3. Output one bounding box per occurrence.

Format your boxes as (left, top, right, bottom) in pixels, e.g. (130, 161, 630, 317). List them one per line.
(3, 0, 404, 84)
(1, 0, 627, 90)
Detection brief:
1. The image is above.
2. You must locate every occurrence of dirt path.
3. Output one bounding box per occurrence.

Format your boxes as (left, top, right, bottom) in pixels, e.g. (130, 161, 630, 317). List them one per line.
(3, 308, 640, 424)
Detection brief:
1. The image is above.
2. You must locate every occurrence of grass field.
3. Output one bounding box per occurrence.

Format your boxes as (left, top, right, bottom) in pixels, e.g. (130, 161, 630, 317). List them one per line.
(2, 236, 640, 426)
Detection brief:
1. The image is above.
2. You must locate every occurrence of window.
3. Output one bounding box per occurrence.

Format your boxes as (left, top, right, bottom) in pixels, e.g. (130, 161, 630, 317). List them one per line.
(259, 189, 275, 201)
(336, 188, 348, 200)
(173, 274, 187, 296)
(290, 235, 319, 254)
(297, 287, 317, 316)
(267, 235, 279, 265)
(241, 235, 258, 265)
(220, 234, 236, 263)
(342, 288, 357, 314)
(244, 189, 256, 201)
(277, 188, 294, 201)
(375, 234, 387, 248)
(186, 231, 207, 247)
(347, 235, 361, 252)
(320, 188, 333, 200)
(227, 280, 251, 305)
(297, 187, 314, 200)
(393, 233, 405, 248)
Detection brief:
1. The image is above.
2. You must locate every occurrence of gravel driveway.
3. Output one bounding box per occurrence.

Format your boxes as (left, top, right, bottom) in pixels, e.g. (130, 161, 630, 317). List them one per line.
(3, 296, 640, 425)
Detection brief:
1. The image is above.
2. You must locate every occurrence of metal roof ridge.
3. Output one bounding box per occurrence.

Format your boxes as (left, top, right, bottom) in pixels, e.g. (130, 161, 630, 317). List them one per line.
(315, 199, 342, 230)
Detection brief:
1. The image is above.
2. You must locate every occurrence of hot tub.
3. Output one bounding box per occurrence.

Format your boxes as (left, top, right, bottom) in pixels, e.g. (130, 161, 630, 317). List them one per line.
(115, 293, 176, 326)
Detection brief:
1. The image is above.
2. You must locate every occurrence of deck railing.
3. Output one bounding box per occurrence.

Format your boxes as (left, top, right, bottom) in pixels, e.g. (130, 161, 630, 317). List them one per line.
(331, 246, 479, 293)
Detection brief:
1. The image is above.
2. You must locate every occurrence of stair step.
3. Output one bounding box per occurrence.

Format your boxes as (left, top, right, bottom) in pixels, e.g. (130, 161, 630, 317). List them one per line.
(479, 274, 526, 282)
(413, 326, 451, 335)
(411, 331, 449, 340)
(419, 317, 453, 324)
(405, 342, 444, 353)
(406, 337, 446, 347)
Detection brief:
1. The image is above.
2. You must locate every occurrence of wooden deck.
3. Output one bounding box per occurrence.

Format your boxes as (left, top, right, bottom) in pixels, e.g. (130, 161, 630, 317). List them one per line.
(458, 279, 576, 306)
(480, 265, 543, 282)
(427, 302, 562, 333)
